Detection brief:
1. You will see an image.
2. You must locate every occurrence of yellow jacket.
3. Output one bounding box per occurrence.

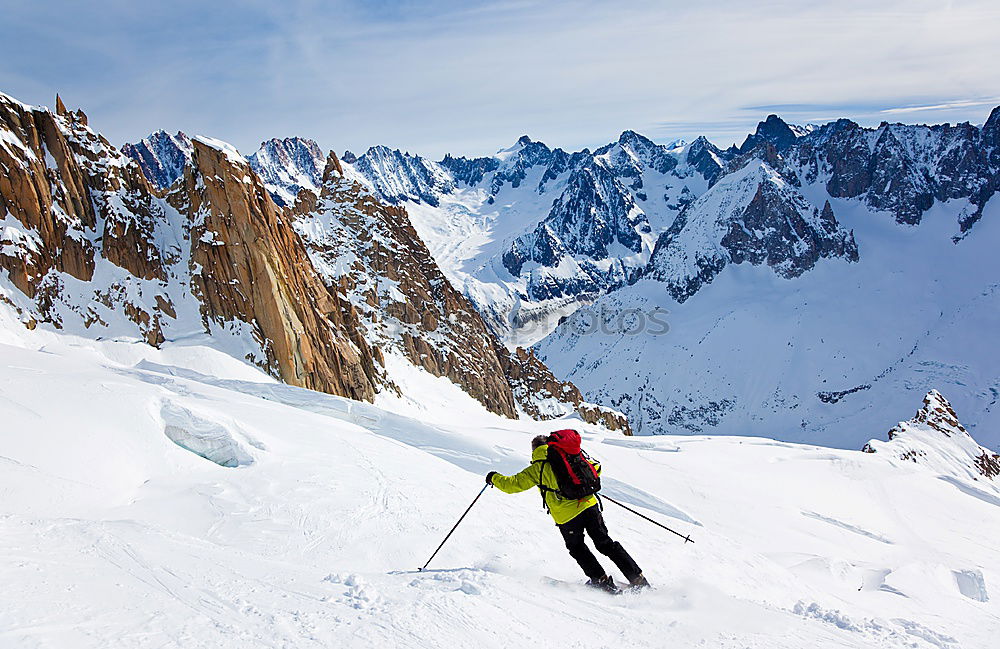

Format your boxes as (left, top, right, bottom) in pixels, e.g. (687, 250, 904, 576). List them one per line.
(490, 444, 600, 525)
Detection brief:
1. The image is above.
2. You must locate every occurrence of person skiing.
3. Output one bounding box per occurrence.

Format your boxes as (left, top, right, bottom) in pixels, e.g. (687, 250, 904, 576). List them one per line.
(486, 431, 649, 593)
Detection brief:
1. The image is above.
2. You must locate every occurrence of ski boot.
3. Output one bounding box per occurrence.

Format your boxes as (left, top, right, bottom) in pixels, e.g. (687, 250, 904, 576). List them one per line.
(586, 575, 621, 594)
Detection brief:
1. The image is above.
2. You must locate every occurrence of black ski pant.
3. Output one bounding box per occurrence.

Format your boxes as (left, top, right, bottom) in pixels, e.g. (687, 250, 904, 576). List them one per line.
(557, 504, 641, 581)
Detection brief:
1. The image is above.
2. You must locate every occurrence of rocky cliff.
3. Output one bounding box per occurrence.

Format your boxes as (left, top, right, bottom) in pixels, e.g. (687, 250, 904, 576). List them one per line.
(1, 91, 626, 431)
(0, 91, 173, 342)
(168, 138, 382, 401)
(291, 151, 518, 417)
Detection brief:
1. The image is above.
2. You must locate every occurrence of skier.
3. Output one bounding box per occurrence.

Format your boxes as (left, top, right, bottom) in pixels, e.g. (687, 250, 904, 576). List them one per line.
(486, 432, 650, 593)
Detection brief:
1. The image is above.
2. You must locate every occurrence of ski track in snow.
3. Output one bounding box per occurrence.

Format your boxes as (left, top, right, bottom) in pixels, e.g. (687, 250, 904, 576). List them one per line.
(1, 326, 999, 648)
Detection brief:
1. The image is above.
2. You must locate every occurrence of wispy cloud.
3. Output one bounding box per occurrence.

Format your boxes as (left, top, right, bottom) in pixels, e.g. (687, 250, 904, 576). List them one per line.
(0, 0, 998, 158)
(881, 98, 1000, 114)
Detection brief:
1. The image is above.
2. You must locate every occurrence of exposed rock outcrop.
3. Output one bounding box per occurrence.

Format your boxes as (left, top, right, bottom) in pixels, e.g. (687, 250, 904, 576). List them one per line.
(862, 390, 999, 481)
(291, 151, 516, 416)
(498, 346, 631, 434)
(168, 139, 382, 400)
(0, 92, 170, 343)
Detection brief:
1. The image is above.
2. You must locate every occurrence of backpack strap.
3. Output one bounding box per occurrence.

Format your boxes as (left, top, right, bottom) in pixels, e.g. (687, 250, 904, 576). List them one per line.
(532, 458, 560, 512)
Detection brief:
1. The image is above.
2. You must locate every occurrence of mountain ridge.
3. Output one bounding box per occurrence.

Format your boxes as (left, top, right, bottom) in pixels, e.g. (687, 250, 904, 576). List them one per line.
(114, 100, 1000, 445)
(1, 91, 625, 431)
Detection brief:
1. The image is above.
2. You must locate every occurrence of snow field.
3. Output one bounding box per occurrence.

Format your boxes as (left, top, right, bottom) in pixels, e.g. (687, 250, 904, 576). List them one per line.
(1, 319, 998, 648)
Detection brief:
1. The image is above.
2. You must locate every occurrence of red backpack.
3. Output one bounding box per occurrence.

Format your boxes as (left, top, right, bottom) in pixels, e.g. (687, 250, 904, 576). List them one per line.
(540, 429, 601, 501)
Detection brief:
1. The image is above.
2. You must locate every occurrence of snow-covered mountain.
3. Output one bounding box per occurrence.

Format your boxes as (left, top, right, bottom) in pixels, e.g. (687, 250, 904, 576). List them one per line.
(121, 129, 193, 190)
(535, 112, 1000, 446)
(246, 137, 326, 207)
(350, 145, 455, 206)
(1, 91, 623, 430)
(118, 101, 1000, 449)
(645, 153, 858, 302)
(4, 91, 1000, 649)
(311, 109, 1000, 449)
(339, 131, 729, 345)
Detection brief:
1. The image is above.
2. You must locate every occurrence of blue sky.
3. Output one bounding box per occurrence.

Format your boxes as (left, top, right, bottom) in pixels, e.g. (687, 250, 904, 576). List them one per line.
(2, 0, 998, 159)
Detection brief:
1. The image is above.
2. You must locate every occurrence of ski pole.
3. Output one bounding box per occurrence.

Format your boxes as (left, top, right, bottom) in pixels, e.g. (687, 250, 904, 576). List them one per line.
(419, 484, 489, 571)
(602, 495, 694, 544)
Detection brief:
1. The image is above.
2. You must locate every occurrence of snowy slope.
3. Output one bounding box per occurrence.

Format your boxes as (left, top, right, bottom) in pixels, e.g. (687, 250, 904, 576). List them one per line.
(1, 304, 999, 649)
(538, 193, 1000, 448)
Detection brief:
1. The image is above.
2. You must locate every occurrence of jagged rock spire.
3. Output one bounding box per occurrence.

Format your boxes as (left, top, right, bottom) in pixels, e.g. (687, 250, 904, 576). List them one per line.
(908, 389, 969, 437)
(863, 390, 1000, 480)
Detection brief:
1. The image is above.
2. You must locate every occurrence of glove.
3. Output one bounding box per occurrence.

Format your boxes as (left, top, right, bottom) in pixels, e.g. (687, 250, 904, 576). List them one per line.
(485, 471, 499, 486)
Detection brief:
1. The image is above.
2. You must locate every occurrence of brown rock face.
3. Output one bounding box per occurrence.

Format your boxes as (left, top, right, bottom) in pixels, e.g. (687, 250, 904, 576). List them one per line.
(0, 93, 166, 336)
(168, 141, 382, 401)
(296, 153, 518, 417)
(1, 94, 96, 299)
(0, 93, 381, 400)
(910, 390, 968, 437)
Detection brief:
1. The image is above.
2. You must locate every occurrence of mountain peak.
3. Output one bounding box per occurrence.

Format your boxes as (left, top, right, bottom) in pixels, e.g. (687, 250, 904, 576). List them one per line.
(863, 390, 1000, 481)
(122, 130, 194, 190)
(496, 135, 534, 159)
(616, 129, 660, 151)
(741, 114, 797, 152)
(910, 389, 968, 437)
(246, 137, 326, 207)
(984, 105, 1000, 131)
(617, 129, 641, 143)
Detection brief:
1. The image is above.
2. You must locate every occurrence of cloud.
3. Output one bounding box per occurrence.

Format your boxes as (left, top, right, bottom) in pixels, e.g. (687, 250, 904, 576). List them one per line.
(881, 99, 1000, 115)
(0, 0, 998, 158)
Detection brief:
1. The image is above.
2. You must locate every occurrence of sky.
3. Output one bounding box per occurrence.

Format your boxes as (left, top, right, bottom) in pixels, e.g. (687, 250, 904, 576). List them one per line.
(2, 0, 999, 160)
